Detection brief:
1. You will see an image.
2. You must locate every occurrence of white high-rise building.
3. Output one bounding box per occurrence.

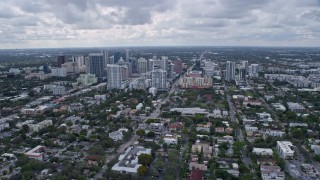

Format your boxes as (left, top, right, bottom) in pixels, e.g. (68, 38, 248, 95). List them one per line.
(102, 50, 109, 67)
(73, 56, 86, 72)
(107, 64, 122, 90)
(125, 49, 130, 62)
(241, 61, 249, 75)
(51, 67, 67, 77)
(239, 66, 246, 80)
(161, 56, 168, 71)
(151, 69, 167, 90)
(148, 59, 155, 72)
(225, 61, 235, 81)
(204, 61, 215, 77)
(249, 64, 259, 78)
(138, 58, 148, 74)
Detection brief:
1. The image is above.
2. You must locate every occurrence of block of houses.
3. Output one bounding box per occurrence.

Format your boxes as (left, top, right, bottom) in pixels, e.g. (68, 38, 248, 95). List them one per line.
(149, 123, 164, 132)
(253, 148, 274, 156)
(196, 122, 211, 132)
(189, 162, 207, 171)
(109, 131, 124, 141)
(217, 135, 234, 144)
(169, 122, 184, 132)
(163, 134, 178, 145)
(264, 129, 285, 138)
(192, 141, 213, 159)
(260, 165, 285, 180)
(215, 127, 225, 133)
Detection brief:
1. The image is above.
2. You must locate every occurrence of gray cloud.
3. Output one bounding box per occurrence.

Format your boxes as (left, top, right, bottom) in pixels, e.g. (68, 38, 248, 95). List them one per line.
(0, 0, 319, 48)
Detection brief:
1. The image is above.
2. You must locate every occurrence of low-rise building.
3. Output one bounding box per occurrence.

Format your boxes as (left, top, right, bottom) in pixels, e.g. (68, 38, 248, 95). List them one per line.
(264, 129, 285, 138)
(260, 165, 285, 180)
(109, 131, 124, 141)
(189, 162, 207, 171)
(24, 145, 46, 160)
(111, 146, 152, 174)
(253, 148, 273, 156)
(217, 135, 234, 144)
(196, 122, 211, 132)
(287, 102, 306, 113)
(276, 141, 294, 159)
(149, 123, 164, 132)
(163, 134, 178, 145)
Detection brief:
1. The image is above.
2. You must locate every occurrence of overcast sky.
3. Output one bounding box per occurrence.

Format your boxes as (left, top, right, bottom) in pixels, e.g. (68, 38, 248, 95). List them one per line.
(0, 0, 320, 49)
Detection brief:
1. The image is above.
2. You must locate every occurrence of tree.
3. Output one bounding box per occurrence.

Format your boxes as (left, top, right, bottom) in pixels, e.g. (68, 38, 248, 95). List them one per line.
(136, 129, 146, 137)
(138, 153, 153, 166)
(147, 131, 155, 138)
(137, 165, 147, 176)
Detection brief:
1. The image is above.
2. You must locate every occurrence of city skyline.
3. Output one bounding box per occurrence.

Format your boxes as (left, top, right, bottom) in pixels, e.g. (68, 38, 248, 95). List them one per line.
(0, 0, 320, 49)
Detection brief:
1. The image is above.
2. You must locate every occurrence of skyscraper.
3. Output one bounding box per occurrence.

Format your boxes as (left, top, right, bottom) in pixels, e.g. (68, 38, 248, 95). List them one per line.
(173, 59, 182, 74)
(239, 66, 246, 80)
(225, 61, 235, 81)
(151, 69, 167, 90)
(249, 64, 259, 78)
(148, 59, 155, 72)
(102, 49, 109, 66)
(87, 53, 105, 78)
(138, 58, 148, 74)
(161, 56, 168, 71)
(125, 49, 130, 62)
(57, 55, 66, 68)
(113, 52, 121, 64)
(241, 60, 249, 75)
(107, 64, 122, 90)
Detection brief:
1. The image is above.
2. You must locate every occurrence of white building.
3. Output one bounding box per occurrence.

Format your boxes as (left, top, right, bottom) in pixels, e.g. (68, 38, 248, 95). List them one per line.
(9, 68, 21, 75)
(77, 73, 98, 86)
(163, 135, 178, 145)
(138, 58, 148, 74)
(149, 87, 157, 96)
(265, 129, 285, 138)
(52, 85, 66, 95)
(51, 67, 67, 77)
(287, 102, 306, 113)
(109, 131, 124, 141)
(107, 64, 122, 90)
(0, 122, 9, 131)
(151, 69, 167, 90)
(249, 64, 259, 78)
(276, 141, 294, 159)
(111, 146, 152, 174)
(253, 148, 273, 156)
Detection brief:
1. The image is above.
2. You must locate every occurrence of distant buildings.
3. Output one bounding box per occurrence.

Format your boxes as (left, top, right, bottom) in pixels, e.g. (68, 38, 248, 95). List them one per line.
(87, 53, 105, 78)
(151, 69, 167, 90)
(57, 55, 66, 68)
(77, 73, 98, 86)
(179, 76, 213, 89)
(225, 61, 235, 81)
(107, 64, 122, 90)
(138, 58, 148, 74)
(249, 64, 259, 78)
(52, 85, 66, 95)
(51, 67, 66, 77)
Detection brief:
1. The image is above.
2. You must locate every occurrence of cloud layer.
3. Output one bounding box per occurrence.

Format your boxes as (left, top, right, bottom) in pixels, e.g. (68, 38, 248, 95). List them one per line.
(0, 0, 319, 48)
